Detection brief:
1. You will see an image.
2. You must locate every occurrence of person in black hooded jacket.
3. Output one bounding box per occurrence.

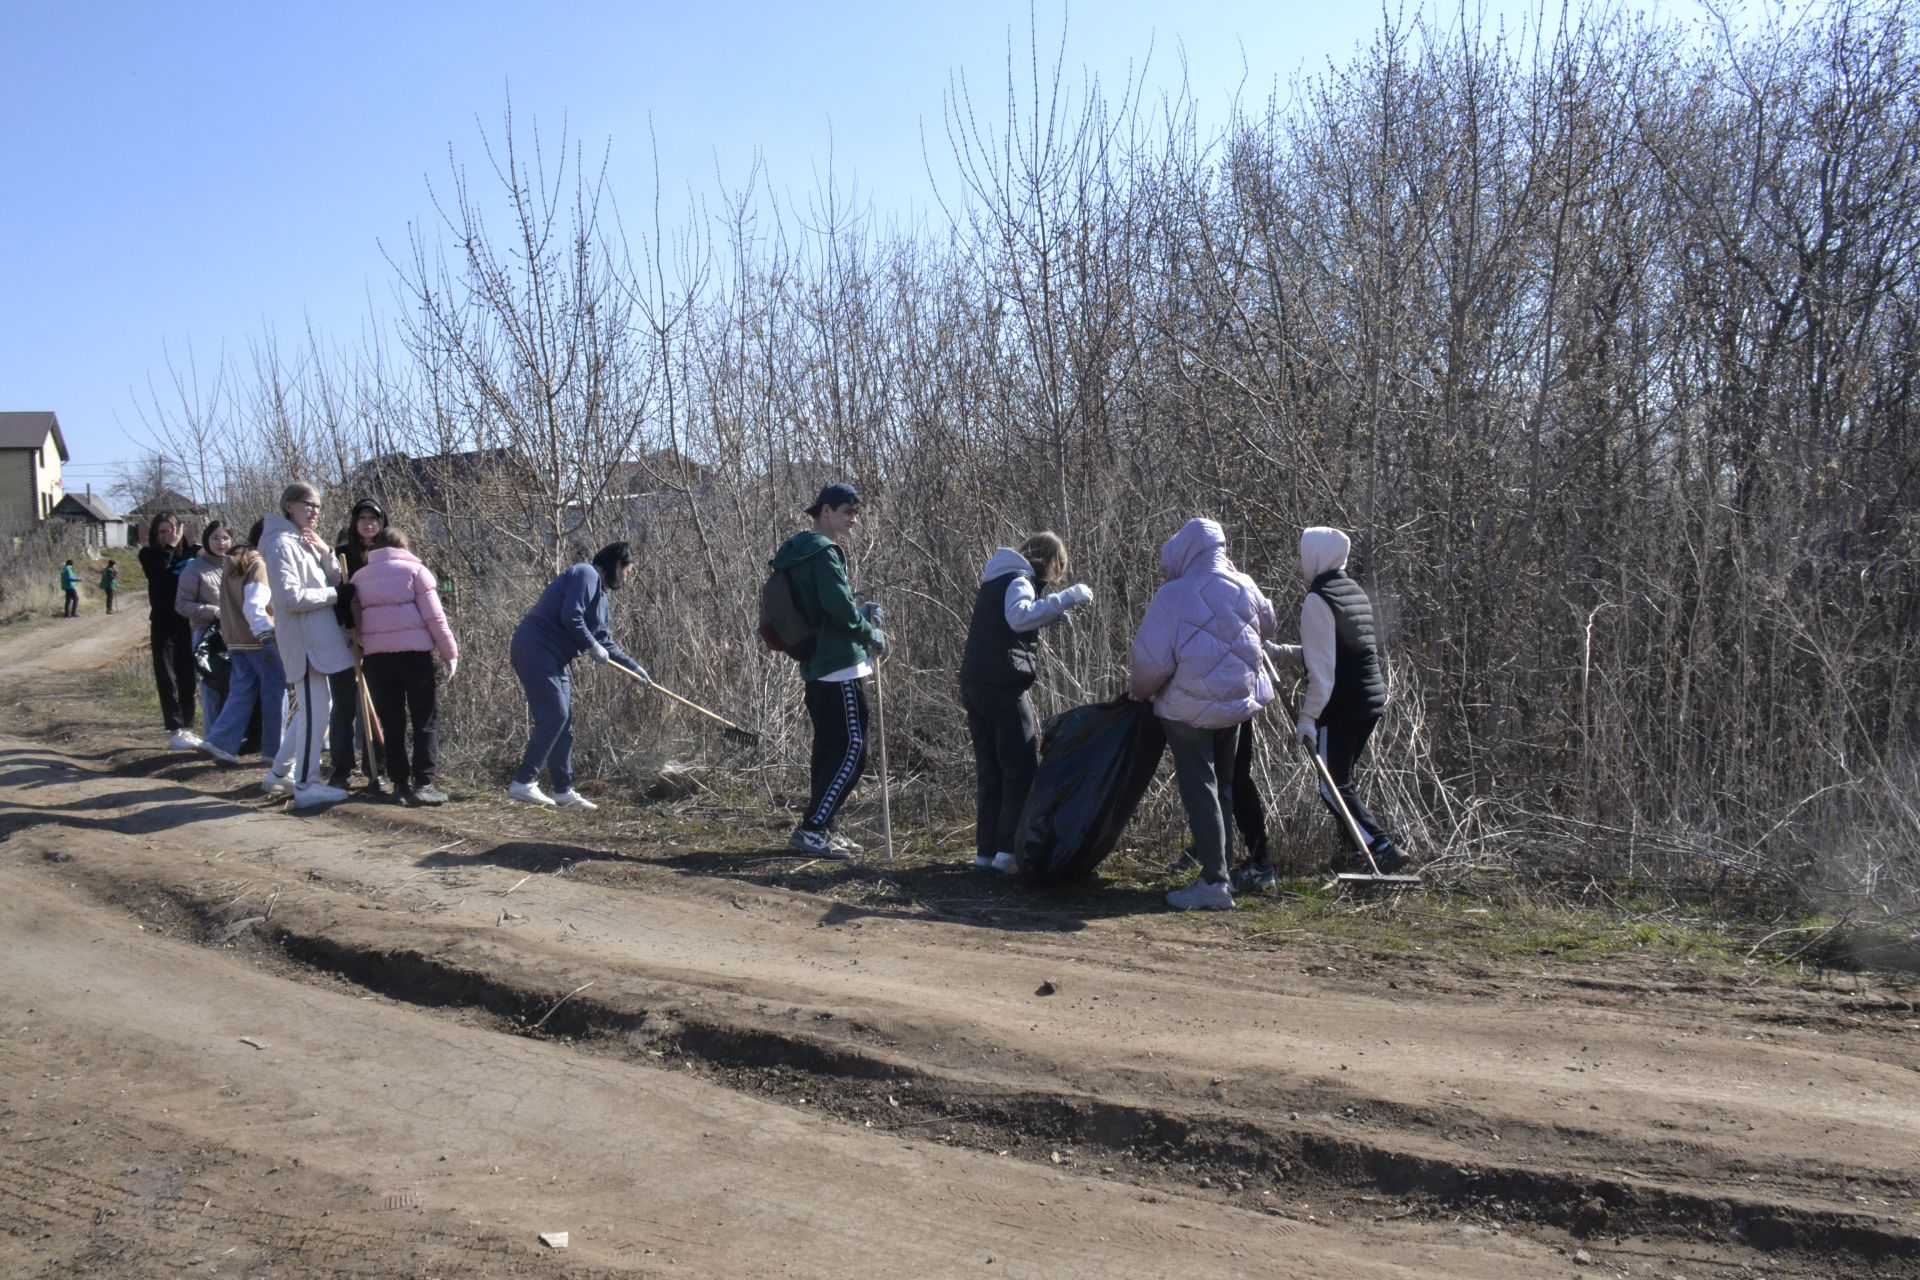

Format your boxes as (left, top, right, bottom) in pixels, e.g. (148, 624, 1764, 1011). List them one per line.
(330, 497, 389, 789)
(956, 531, 1094, 873)
(138, 512, 202, 750)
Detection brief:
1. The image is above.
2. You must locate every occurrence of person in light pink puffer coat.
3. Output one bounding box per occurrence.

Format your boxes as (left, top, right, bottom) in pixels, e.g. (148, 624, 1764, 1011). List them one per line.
(350, 527, 458, 805)
(1129, 517, 1276, 911)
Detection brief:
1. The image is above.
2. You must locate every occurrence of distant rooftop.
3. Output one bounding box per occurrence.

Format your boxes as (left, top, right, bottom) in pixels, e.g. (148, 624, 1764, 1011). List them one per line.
(0, 411, 70, 461)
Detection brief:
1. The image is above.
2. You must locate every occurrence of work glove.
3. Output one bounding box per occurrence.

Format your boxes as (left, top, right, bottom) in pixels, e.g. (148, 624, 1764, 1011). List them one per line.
(1060, 583, 1094, 609)
(626, 662, 652, 687)
(859, 600, 886, 627)
(589, 641, 610, 664)
(1295, 716, 1318, 750)
(332, 581, 357, 628)
(444, 657, 458, 683)
(867, 628, 889, 655)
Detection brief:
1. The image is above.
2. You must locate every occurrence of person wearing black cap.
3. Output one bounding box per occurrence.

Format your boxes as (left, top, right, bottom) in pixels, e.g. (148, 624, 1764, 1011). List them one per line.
(506, 542, 651, 808)
(332, 498, 389, 789)
(769, 482, 887, 858)
(336, 498, 388, 578)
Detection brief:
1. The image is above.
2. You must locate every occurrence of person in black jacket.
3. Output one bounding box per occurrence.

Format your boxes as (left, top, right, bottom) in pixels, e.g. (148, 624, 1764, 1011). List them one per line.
(330, 497, 390, 789)
(1264, 525, 1406, 876)
(957, 532, 1094, 872)
(138, 512, 202, 750)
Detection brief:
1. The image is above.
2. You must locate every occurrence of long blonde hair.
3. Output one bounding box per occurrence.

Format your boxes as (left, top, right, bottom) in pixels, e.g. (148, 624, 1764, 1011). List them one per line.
(1018, 531, 1068, 589)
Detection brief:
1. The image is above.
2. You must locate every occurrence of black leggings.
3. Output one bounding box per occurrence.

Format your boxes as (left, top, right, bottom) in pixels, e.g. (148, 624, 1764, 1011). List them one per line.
(1231, 718, 1270, 861)
(1313, 716, 1397, 856)
(961, 681, 1038, 859)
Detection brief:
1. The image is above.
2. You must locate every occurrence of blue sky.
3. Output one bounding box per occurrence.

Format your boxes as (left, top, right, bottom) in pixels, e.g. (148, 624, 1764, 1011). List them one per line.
(2, 1, 1703, 495)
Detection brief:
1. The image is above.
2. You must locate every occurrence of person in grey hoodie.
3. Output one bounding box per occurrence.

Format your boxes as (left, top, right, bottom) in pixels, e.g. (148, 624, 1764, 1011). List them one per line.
(1265, 526, 1405, 875)
(958, 532, 1094, 872)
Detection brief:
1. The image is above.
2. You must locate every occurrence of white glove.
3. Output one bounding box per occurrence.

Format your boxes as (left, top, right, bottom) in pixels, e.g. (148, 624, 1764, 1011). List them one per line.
(589, 642, 610, 664)
(444, 657, 458, 683)
(1060, 583, 1094, 609)
(1296, 716, 1318, 749)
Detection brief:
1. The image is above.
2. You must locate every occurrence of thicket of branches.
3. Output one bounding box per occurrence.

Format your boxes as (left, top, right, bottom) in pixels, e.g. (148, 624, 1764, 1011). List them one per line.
(142, 1, 1920, 913)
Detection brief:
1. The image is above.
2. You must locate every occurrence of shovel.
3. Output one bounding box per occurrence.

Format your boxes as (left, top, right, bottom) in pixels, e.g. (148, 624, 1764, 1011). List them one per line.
(609, 663, 760, 749)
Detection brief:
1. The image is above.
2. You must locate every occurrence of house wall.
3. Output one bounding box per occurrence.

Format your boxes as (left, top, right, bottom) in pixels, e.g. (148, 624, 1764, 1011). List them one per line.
(0, 436, 64, 529)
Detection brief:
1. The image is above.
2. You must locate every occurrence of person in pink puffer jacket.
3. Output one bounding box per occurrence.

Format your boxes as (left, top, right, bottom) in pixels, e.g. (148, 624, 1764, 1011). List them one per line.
(350, 527, 458, 806)
(1129, 517, 1277, 912)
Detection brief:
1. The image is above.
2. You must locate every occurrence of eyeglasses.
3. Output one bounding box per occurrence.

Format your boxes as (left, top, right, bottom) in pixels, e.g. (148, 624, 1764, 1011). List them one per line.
(297, 501, 321, 511)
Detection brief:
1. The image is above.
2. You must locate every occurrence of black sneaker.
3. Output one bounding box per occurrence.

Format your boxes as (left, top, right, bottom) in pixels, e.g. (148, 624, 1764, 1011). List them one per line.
(1233, 860, 1277, 892)
(1372, 846, 1410, 875)
(1166, 848, 1200, 876)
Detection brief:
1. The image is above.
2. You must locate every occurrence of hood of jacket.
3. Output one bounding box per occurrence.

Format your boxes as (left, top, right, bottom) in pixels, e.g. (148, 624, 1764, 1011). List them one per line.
(980, 547, 1033, 583)
(772, 529, 837, 572)
(1299, 526, 1351, 579)
(1160, 518, 1232, 580)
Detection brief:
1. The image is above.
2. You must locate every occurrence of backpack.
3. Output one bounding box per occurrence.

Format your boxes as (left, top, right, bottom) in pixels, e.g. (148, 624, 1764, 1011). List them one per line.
(758, 564, 817, 661)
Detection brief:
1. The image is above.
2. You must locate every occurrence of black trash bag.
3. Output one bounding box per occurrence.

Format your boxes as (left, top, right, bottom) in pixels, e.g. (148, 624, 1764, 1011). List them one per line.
(193, 623, 232, 698)
(1015, 698, 1167, 884)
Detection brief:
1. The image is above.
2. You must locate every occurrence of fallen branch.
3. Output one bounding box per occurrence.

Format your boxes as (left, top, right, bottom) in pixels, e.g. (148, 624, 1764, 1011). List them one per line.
(528, 981, 595, 1032)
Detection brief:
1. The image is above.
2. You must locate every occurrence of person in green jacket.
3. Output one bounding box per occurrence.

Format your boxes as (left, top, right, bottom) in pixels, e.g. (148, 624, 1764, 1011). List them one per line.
(59, 560, 81, 617)
(770, 482, 887, 859)
(99, 560, 119, 613)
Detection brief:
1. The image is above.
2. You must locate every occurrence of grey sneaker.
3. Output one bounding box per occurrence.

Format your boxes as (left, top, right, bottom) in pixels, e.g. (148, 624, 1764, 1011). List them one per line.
(410, 783, 449, 806)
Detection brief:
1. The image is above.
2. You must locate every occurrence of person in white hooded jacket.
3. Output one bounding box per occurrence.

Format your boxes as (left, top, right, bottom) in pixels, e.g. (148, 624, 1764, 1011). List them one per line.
(260, 482, 359, 809)
(956, 532, 1094, 872)
(1264, 526, 1406, 875)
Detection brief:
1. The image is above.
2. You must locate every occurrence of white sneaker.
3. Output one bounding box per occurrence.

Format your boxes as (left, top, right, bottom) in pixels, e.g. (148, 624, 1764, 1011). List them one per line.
(970, 853, 994, 869)
(167, 729, 202, 751)
(290, 781, 350, 810)
(551, 789, 598, 810)
(261, 771, 294, 797)
(1166, 877, 1236, 912)
(199, 741, 240, 765)
(990, 851, 1018, 873)
(829, 831, 863, 856)
(507, 780, 557, 807)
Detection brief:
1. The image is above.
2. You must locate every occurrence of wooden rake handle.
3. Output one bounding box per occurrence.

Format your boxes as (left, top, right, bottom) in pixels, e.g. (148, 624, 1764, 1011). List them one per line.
(608, 662, 755, 738)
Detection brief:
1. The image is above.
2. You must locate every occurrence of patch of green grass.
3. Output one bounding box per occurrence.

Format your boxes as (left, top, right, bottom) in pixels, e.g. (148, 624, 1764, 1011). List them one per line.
(1225, 884, 1749, 969)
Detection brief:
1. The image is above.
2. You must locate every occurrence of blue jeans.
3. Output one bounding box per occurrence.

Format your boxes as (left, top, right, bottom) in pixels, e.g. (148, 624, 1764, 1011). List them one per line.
(206, 644, 285, 761)
(511, 629, 574, 792)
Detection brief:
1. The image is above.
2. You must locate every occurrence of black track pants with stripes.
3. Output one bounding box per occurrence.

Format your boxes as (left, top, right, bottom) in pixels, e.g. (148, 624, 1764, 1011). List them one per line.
(802, 677, 869, 832)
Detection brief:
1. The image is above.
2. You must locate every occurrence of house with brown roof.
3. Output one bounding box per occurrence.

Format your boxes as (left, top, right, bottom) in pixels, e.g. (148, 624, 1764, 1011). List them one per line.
(0, 411, 69, 530)
(50, 489, 129, 550)
(125, 489, 211, 546)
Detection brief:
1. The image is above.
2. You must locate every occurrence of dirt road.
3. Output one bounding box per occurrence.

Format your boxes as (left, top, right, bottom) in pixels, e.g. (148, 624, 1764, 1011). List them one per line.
(2, 613, 1915, 1277)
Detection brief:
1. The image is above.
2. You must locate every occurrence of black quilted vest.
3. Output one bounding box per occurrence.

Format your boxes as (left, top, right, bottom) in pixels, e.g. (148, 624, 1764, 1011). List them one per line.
(1309, 569, 1388, 722)
(960, 573, 1039, 688)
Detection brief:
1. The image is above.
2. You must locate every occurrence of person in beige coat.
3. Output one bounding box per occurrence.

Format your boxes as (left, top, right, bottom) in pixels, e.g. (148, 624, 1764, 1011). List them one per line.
(175, 520, 231, 731)
(260, 484, 357, 809)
